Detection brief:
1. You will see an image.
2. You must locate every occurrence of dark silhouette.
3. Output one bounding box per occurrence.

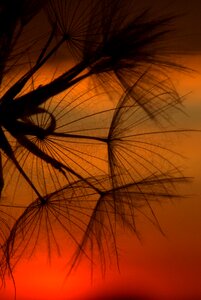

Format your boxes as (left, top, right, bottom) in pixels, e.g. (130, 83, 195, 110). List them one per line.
(0, 0, 191, 298)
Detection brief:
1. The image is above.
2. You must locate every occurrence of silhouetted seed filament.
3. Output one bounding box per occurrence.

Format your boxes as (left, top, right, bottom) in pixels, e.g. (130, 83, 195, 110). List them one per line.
(0, 153, 4, 195)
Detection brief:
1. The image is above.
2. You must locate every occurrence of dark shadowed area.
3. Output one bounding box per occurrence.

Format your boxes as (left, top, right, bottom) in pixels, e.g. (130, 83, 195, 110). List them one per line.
(139, 0, 201, 52)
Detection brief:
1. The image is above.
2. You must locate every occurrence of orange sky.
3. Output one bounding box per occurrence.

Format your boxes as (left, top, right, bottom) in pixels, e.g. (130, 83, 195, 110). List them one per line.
(0, 55, 201, 300)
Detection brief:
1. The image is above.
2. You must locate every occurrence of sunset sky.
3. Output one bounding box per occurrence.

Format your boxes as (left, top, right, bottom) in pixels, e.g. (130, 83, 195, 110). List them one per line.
(1, 1, 201, 300)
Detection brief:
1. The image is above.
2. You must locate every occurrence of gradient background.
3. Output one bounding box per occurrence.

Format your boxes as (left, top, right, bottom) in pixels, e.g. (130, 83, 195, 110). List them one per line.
(1, 1, 201, 299)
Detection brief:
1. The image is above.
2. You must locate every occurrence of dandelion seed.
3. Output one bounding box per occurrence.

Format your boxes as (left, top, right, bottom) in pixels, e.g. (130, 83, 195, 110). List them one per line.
(0, 0, 193, 295)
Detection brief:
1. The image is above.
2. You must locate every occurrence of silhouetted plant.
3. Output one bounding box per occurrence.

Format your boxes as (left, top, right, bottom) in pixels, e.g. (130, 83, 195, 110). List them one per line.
(0, 0, 192, 295)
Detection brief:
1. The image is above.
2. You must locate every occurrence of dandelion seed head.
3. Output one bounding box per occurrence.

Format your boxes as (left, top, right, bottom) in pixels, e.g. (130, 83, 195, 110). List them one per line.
(0, 0, 193, 293)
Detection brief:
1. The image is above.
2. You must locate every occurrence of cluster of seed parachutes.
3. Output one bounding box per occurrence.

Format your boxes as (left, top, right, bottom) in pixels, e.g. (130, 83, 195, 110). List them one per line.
(0, 0, 189, 284)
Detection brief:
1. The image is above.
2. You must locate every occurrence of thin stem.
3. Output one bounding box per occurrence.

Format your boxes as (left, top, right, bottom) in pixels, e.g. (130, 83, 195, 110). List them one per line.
(2, 61, 90, 119)
(1, 36, 66, 104)
(51, 132, 108, 143)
